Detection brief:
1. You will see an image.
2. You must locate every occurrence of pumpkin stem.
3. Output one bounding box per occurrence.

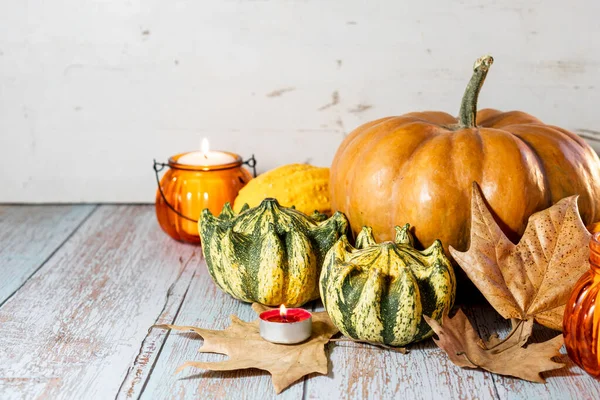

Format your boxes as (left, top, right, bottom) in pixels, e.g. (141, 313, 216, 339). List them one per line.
(457, 55, 494, 128)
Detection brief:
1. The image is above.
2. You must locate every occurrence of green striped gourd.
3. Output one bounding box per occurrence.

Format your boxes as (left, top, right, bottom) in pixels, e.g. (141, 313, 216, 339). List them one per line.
(200, 198, 349, 307)
(320, 224, 456, 346)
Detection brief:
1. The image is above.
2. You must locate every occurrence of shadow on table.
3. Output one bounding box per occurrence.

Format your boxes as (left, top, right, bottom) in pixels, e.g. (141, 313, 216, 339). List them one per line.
(178, 368, 270, 381)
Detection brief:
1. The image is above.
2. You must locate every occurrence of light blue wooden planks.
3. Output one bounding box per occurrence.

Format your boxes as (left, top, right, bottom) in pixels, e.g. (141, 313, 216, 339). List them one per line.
(0, 205, 198, 399)
(0, 205, 96, 305)
(2, 204, 598, 399)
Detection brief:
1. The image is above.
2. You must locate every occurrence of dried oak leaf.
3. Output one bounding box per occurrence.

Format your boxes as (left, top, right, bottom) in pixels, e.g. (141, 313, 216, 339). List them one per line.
(449, 183, 591, 330)
(156, 303, 338, 394)
(424, 310, 564, 383)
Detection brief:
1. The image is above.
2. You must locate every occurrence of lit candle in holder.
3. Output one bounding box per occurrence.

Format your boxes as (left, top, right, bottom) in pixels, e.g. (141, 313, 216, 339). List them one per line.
(154, 137, 255, 243)
(177, 138, 238, 166)
(259, 305, 312, 344)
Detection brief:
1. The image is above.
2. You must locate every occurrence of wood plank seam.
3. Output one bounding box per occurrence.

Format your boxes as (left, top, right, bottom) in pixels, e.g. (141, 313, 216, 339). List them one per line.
(132, 268, 198, 400)
(115, 252, 199, 400)
(468, 308, 501, 400)
(0, 204, 99, 309)
(301, 302, 318, 400)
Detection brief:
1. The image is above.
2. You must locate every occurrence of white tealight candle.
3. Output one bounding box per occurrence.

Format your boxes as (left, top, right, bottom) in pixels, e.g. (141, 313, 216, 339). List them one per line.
(177, 138, 237, 166)
(259, 305, 312, 344)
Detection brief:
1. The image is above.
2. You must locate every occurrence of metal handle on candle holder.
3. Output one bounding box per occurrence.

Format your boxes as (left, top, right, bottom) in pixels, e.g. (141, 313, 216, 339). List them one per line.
(243, 155, 257, 178)
(153, 160, 199, 223)
(152, 155, 258, 224)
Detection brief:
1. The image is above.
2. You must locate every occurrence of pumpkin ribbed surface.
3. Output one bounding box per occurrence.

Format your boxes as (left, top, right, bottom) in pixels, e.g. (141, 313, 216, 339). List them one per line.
(233, 164, 331, 216)
(200, 198, 348, 307)
(320, 225, 456, 346)
(330, 56, 600, 256)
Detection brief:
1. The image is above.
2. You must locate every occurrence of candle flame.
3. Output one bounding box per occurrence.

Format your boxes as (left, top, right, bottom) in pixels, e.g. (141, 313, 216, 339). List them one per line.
(201, 138, 210, 155)
(279, 304, 287, 317)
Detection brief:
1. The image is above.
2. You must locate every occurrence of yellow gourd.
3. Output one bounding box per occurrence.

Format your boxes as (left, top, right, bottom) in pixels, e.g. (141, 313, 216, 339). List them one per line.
(588, 221, 600, 234)
(233, 164, 331, 216)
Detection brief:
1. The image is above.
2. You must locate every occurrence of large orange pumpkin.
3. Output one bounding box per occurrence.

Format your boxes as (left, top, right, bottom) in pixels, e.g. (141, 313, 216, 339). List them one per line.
(330, 55, 600, 254)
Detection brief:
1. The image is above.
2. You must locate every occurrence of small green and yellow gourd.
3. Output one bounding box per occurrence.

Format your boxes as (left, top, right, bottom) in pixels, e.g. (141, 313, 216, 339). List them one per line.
(200, 198, 348, 307)
(320, 224, 456, 347)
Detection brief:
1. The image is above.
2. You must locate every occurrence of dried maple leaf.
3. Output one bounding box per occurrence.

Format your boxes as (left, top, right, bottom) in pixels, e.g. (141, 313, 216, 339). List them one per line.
(424, 310, 565, 383)
(534, 305, 565, 331)
(156, 303, 338, 394)
(449, 183, 591, 330)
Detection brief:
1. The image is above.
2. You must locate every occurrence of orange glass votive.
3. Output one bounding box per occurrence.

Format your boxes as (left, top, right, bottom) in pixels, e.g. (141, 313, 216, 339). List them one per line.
(154, 152, 254, 243)
(563, 232, 600, 378)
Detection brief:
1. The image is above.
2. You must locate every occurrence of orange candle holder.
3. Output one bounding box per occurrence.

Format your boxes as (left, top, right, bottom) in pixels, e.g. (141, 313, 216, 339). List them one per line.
(563, 232, 600, 378)
(153, 152, 255, 243)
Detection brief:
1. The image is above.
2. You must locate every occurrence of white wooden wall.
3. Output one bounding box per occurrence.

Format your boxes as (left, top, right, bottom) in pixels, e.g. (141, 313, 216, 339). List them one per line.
(1, 0, 599, 203)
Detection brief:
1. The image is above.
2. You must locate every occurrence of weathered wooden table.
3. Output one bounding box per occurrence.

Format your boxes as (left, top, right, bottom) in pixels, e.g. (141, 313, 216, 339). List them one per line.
(1, 205, 599, 399)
